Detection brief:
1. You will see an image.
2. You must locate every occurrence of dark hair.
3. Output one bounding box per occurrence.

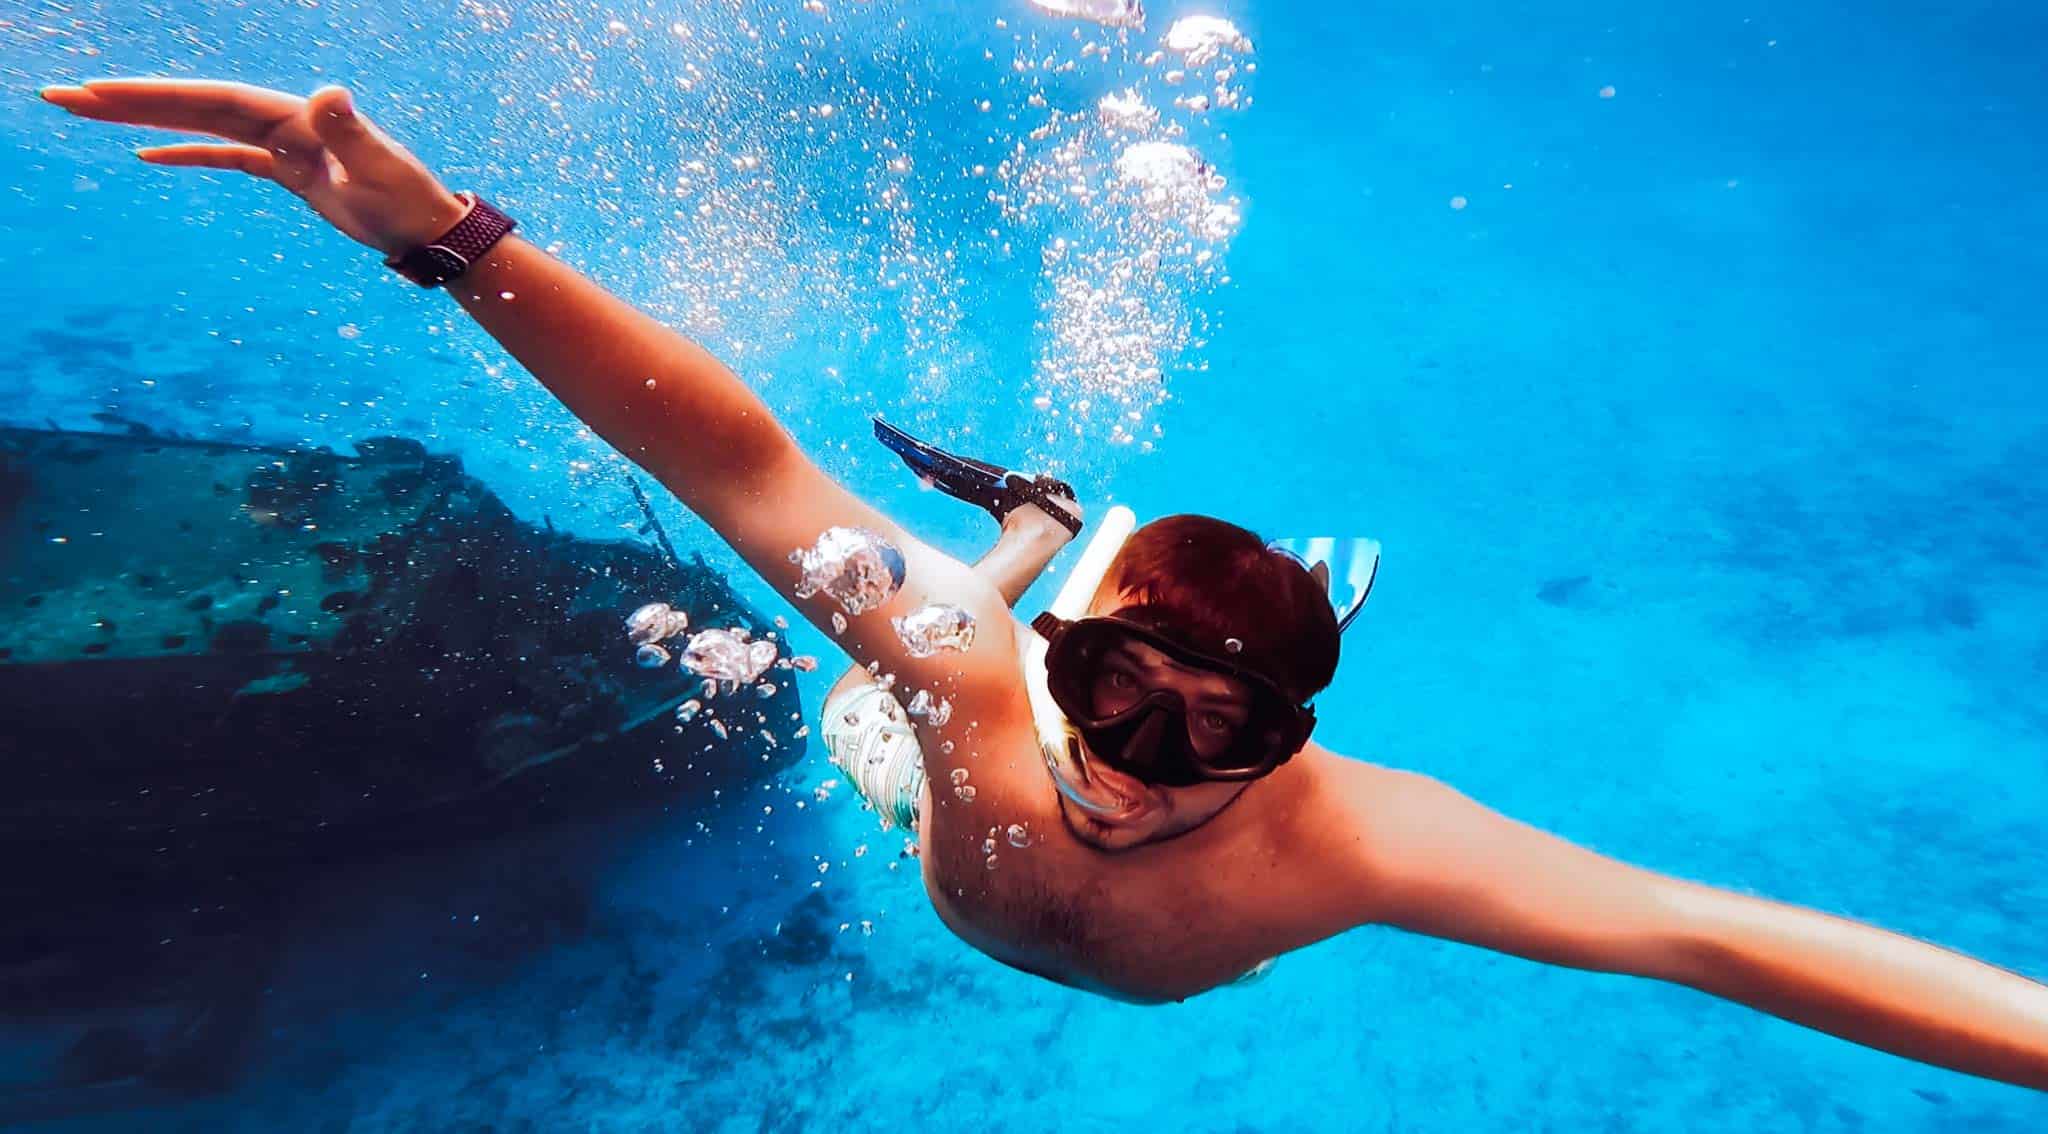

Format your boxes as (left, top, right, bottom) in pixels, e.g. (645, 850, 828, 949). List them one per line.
(1099, 514, 1340, 702)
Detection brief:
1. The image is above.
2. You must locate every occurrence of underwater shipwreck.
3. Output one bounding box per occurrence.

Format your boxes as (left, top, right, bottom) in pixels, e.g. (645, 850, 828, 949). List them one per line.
(0, 424, 806, 1113)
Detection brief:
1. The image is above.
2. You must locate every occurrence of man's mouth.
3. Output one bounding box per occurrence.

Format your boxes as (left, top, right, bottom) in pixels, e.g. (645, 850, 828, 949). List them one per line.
(1083, 761, 1152, 814)
(1046, 738, 1150, 820)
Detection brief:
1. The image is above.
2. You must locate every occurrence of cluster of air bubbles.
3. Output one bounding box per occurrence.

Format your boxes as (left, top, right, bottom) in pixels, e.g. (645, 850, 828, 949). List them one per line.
(791, 527, 906, 617)
(458, 7, 847, 378)
(1163, 15, 1254, 67)
(950, 767, 977, 803)
(682, 627, 781, 685)
(625, 600, 819, 759)
(979, 820, 1032, 868)
(410, 3, 1265, 507)
(1112, 142, 1241, 242)
(1027, 0, 1146, 29)
(989, 8, 1257, 454)
(905, 688, 954, 727)
(1097, 89, 1159, 134)
(891, 603, 977, 657)
(627, 602, 691, 668)
(628, 602, 689, 643)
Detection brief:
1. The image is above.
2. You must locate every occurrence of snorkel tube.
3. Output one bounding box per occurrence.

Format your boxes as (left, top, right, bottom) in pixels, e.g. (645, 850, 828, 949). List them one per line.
(1024, 505, 1139, 817)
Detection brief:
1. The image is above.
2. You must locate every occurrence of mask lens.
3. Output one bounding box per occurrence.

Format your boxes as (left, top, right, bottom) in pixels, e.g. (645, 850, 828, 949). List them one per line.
(1043, 617, 1301, 785)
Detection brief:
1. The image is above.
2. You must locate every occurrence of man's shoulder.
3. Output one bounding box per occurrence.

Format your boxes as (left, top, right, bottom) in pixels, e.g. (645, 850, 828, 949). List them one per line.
(1287, 747, 1432, 836)
(1275, 749, 1448, 928)
(1300, 744, 1443, 799)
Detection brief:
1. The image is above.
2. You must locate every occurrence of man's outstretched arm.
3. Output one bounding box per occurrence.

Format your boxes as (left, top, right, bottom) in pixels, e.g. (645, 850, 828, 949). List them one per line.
(40, 78, 1017, 708)
(1332, 764, 2048, 1091)
(440, 234, 1000, 642)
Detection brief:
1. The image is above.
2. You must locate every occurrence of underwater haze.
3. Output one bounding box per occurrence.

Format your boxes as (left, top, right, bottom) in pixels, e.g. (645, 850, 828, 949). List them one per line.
(4, 0, 2047, 1130)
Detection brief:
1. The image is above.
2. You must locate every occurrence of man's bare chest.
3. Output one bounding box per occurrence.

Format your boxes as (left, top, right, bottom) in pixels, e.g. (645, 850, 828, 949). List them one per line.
(925, 811, 1291, 1001)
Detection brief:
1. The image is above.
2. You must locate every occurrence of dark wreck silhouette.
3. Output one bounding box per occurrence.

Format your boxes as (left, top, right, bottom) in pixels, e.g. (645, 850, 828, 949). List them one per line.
(0, 424, 806, 1118)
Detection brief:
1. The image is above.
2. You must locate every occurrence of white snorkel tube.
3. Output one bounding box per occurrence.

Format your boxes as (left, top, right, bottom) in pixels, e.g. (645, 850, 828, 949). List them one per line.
(1023, 505, 1139, 817)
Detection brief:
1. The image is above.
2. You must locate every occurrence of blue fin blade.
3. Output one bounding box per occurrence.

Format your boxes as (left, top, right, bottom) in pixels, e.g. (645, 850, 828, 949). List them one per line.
(1271, 536, 1381, 631)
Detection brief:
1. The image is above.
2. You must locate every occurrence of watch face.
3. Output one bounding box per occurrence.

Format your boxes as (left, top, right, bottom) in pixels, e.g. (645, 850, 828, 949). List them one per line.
(420, 245, 469, 282)
(390, 201, 513, 287)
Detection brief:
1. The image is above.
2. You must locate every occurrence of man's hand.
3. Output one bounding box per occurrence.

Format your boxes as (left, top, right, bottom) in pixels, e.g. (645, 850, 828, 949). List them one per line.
(41, 79, 467, 256)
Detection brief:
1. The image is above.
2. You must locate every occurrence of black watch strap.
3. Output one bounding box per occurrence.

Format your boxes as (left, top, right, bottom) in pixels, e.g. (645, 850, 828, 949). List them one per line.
(384, 192, 517, 288)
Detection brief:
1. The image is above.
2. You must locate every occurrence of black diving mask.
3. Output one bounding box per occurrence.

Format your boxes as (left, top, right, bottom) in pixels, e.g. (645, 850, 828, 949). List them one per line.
(1030, 610, 1317, 787)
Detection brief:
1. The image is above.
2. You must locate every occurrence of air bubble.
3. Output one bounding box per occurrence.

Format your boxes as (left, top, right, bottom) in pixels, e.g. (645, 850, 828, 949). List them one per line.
(1164, 16, 1254, 67)
(892, 603, 977, 657)
(627, 602, 688, 644)
(634, 643, 672, 668)
(680, 628, 776, 684)
(1026, 0, 1143, 27)
(791, 528, 905, 616)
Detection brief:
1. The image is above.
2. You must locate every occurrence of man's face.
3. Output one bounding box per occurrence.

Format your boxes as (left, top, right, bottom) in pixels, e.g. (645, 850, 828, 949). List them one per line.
(1052, 592, 1261, 852)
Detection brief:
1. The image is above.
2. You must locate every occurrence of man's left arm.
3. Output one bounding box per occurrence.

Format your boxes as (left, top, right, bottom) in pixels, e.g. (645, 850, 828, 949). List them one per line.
(1332, 764, 2048, 1091)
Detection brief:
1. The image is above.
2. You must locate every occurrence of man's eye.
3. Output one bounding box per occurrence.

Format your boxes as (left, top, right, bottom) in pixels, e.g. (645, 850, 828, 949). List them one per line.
(1198, 711, 1235, 734)
(1107, 670, 1137, 690)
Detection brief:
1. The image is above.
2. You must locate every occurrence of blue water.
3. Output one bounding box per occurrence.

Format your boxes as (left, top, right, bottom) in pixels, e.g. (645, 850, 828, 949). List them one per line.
(4, 0, 2046, 1129)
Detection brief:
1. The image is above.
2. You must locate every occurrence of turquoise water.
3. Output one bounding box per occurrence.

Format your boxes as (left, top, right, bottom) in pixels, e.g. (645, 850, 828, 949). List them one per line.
(4, 0, 2047, 1129)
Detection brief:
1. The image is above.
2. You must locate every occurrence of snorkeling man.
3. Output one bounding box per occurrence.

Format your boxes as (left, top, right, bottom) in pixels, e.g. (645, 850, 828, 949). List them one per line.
(39, 79, 2048, 1091)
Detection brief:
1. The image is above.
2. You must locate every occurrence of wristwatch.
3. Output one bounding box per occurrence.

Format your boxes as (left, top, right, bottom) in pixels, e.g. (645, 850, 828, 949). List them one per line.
(384, 191, 517, 288)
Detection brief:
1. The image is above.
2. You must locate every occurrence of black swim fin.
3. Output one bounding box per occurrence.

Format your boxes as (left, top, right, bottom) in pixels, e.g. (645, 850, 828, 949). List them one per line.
(872, 417, 1084, 537)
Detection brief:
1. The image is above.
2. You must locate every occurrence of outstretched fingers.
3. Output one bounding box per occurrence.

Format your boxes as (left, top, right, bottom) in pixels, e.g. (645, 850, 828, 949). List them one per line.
(38, 85, 149, 127)
(42, 76, 455, 255)
(40, 78, 300, 146)
(136, 143, 278, 179)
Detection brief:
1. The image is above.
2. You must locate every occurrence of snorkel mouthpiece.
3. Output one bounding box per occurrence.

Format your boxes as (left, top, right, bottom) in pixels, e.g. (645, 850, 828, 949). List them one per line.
(1047, 733, 1135, 817)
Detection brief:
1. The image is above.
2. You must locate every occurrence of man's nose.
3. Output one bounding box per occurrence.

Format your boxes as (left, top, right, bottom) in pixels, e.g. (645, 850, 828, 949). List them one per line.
(1122, 707, 1170, 770)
